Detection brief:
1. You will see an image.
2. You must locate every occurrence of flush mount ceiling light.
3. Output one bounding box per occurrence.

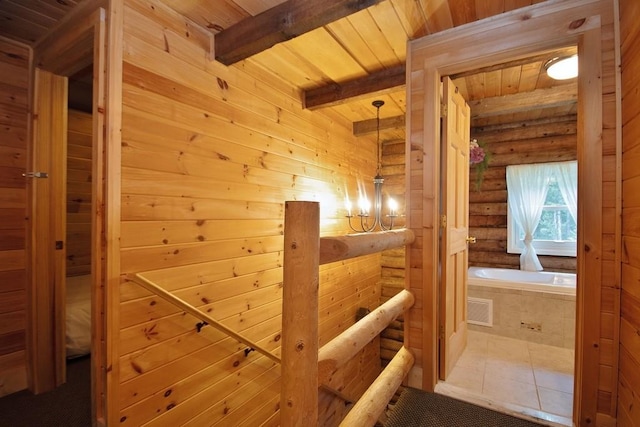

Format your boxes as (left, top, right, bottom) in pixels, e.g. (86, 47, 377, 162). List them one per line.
(545, 55, 578, 80)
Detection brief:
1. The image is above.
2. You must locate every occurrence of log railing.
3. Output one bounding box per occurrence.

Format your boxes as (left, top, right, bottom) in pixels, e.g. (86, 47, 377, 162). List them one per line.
(281, 201, 416, 426)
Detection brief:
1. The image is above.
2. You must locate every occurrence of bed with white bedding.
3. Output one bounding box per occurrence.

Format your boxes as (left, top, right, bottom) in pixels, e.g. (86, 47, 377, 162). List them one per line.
(66, 274, 91, 358)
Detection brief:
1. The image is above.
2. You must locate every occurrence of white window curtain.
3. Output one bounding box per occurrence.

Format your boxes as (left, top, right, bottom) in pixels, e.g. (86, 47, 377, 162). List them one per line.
(506, 163, 553, 271)
(555, 161, 578, 223)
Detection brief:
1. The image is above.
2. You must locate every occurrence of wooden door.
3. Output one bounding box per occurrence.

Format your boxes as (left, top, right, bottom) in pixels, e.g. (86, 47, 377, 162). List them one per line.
(439, 76, 471, 380)
(30, 68, 68, 391)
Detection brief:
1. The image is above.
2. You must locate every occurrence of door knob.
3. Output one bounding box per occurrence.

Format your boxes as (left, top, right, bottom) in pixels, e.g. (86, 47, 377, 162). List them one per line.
(466, 236, 477, 244)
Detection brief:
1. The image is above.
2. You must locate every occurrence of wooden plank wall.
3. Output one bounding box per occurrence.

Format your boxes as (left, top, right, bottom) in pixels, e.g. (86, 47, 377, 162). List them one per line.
(116, 0, 381, 425)
(597, 8, 621, 418)
(618, 0, 640, 425)
(0, 37, 29, 397)
(66, 110, 92, 277)
(469, 115, 577, 273)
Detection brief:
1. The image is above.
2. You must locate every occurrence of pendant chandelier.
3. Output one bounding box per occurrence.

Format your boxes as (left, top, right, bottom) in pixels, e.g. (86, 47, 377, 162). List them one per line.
(345, 100, 397, 232)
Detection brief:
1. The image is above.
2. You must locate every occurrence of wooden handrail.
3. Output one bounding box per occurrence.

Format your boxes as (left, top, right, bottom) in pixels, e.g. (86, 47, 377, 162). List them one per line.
(339, 347, 414, 427)
(318, 289, 414, 385)
(319, 229, 415, 265)
(127, 273, 281, 364)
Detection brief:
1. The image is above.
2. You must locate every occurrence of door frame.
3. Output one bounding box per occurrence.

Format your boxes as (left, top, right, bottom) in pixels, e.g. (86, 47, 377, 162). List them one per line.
(405, 0, 615, 424)
(27, 0, 119, 424)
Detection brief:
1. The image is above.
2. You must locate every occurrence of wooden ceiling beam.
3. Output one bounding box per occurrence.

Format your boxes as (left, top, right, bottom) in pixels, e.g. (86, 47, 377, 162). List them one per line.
(470, 82, 577, 118)
(352, 82, 577, 135)
(449, 46, 577, 80)
(353, 114, 405, 137)
(214, 0, 384, 65)
(305, 47, 576, 111)
(304, 64, 405, 110)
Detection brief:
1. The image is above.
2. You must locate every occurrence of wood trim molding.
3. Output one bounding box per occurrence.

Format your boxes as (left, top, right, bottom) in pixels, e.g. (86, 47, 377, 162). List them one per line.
(574, 25, 603, 423)
(33, 0, 107, 76)
(103, 0, 124, 425)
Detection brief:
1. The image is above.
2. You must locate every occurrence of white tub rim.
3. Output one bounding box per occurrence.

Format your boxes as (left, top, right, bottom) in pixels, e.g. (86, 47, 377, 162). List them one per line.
(467, 266, 576, 296)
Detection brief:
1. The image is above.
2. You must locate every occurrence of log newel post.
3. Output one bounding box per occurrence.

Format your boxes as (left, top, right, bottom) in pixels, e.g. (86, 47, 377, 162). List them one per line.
(280, 201, 320, 426)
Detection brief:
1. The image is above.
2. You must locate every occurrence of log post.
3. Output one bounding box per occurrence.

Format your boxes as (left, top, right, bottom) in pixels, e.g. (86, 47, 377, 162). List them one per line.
(280, 201, 320, 426)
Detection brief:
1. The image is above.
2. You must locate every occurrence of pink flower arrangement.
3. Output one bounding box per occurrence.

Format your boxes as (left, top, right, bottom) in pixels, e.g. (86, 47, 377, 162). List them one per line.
(469, 139, 485, 165)
(469, 138, 491, 191)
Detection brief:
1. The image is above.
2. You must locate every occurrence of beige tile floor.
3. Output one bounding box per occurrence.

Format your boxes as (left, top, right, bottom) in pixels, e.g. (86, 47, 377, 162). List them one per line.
(437, 330, 574, 425)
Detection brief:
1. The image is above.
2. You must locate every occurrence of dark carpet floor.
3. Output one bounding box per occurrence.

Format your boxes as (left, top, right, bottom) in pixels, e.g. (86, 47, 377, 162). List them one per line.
(0, 355, 91, 427)
(0, 360, 546, 427)
(385, 387, 544, 427)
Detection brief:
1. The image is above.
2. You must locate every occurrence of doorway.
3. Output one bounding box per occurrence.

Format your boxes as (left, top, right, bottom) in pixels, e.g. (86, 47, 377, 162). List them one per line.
(404, 2, 608, 425)
(28, 5, 109, 423)
(435, 51, 579, 423)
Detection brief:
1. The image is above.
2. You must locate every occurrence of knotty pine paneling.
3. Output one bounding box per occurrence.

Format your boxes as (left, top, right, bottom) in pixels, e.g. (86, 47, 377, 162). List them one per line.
(66, 110, 92, 277)
(469, 115, 578, 273)
(117, 1, 381, 425)
(620, 0, 640, 425)
(0, 37, 29, 397)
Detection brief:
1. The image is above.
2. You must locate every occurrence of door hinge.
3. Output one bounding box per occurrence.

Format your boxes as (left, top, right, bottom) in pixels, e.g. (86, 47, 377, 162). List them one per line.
(440, 215, 447, 228)
(23, 171, 49, 178)
(440, 103, 448, 117)
(439, 325, 445, 339)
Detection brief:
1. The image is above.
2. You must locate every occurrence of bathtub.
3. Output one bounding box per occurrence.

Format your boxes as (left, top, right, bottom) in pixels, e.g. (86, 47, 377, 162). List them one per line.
(467, 266, 576, 348)
(468, 266, 576, 296)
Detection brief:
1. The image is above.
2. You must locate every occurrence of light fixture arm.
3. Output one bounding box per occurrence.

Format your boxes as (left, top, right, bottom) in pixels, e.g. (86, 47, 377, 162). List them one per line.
(346, 100, 397, 232)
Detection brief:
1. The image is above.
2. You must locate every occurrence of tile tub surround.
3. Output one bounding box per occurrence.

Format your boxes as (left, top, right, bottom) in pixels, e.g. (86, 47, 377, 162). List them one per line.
(468, 284, 576, 349)
(437, 330, 575, 424)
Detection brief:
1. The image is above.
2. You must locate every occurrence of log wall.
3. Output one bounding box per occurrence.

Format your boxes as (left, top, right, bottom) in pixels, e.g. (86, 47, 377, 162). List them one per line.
(0, 37, 29, 397)
(380, 138, 407, 366)
(66, 110, 92, 277)
(116, 0, 381, 425)
(619, 0, 640, 425)
(469, 115, 578, 273)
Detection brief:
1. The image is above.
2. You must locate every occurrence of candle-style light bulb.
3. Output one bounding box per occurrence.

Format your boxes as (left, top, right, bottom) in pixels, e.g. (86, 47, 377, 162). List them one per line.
(345, 198, 352, 217)
(388, 198, 398, 216)
(358, 196, 370, 216)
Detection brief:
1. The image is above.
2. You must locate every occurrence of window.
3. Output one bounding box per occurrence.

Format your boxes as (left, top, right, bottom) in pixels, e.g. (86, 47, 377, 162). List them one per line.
(507, 161, 577, 258)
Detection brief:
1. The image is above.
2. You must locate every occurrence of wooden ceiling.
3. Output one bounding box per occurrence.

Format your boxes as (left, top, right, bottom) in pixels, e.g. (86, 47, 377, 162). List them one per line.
(0, 0, 578, 138)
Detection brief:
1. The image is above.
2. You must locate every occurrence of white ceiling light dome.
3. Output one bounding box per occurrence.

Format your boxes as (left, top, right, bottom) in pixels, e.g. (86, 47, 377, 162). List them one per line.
(545, 55, 578, 80)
